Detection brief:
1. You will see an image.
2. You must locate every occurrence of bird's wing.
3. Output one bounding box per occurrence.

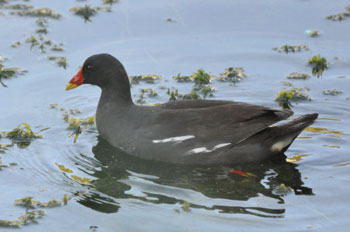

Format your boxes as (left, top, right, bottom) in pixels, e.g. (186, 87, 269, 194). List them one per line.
(150, 101, 293, 148)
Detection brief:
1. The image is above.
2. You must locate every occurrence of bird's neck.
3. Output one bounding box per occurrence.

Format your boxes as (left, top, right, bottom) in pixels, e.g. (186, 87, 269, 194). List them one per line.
(100, 81, 133, 107)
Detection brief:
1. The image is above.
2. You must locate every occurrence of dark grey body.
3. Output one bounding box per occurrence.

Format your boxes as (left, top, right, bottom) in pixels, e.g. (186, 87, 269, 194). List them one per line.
(78, 54, 318, 166)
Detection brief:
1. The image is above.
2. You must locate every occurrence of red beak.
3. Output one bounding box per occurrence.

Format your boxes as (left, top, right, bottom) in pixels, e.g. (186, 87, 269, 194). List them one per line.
(66, 68, 84, 90)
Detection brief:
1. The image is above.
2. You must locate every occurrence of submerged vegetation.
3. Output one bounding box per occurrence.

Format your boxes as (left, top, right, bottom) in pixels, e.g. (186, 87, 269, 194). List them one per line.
(275, 88, 311, 109)
(307, 54, 329, 77)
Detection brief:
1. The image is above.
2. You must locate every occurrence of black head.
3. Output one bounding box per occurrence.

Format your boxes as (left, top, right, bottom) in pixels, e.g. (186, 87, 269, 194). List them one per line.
(81, 53, 129, 89)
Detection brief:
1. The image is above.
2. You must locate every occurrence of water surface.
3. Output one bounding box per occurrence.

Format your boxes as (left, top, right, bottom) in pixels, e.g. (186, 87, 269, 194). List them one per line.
(0, 0, 349, 231)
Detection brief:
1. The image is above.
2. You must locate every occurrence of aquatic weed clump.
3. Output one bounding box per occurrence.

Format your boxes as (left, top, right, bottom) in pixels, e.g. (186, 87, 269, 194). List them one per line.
(134, 88, 158, 105)
(182, 91, 200, 100)
(190, 69, 216, 98)
(1, 123, 43, 148)
(273, 45, 309, 54)
(70, 5, 97, 22)
(326, 5, 350, 21)
(275, 88, 311, 109)
(4, 4, 34, 10)
(0, 56, 27, 87)
(47, 56, 67, 69)
(103, 0, 118, 5)
(218, 67, 247, 83)
(167, 88, 179, 101)
(0, 197, 63, 228)
(166, 88, 203, 101)
(70, 5, 111, 22)
(52, 105, 95, 143)
(326, 12, 350, 21)
(322, 89, 343, 96)
(10, 7, 61, 19)
(307, 54, 329, 77)
(287, 72, 311, 80)
(305, 30, 320, 37)
(191, 68, 211, 85)
(129, 74, 162, 84)
(173, 73, 192, 82)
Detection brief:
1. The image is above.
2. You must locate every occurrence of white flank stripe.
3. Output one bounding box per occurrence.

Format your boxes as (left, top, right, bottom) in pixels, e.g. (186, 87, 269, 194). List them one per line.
(187, 143, 231, 155)
(153, 135, 195, 144)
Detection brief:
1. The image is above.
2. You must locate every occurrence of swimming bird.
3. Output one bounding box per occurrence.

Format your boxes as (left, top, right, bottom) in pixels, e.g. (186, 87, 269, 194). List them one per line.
(66, 53, 318, 165)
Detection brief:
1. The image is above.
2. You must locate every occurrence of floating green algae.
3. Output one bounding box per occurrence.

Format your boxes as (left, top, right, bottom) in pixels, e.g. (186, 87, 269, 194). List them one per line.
(334, 162, 350, 167)
(167, 88, 179, 101)
(173, 73, 192, 82)
(305, 127, 349, 136)
(0, 123, 42, 148)
(129, 74, 162, 84)
(191, 68, 211, 85)
(70, 5, 96, 22)
(166, 88, 204, 101)
(135, 88, 158, 105)
(326, 5, 350, 21)
(47, 56, 67, 69)
(217, 67, 247, 83)
(10, 7, 61, 19)
(273, 45, 309, 54)
(103, 0, 118, 5)
(35, 18, 48, 27)
(192, 84, 215, 98)
(181, 201, 191, 212)
(11, 41, 21, 48)
(281, 81, 293, 86)
(305, 30, 320, 37)
(287, 72, 311, 80)
(0, 57, 27, 87)
(139, 88, 158, 97)
(0, 220, 21, 228)
(322, 89, 343, 96)
(272, 184, 294, 196)
(182, 91, 200, 100)
(51, 44, 64, 51)
(286, 154, 310, 163)
(275, 88, 311, 109)
(60, 109, 95, 143)
(35, 28, 48, 34)
(307, 54, 329, 77)
(70, 5, 111, 22)
(4, 4, 34, 10)
(0, 197, 65, 228)
(326, 12, 350, 21)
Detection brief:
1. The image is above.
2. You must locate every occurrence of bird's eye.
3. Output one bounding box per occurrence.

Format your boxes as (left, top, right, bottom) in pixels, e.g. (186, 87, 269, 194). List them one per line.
(87, 65, 93, 69)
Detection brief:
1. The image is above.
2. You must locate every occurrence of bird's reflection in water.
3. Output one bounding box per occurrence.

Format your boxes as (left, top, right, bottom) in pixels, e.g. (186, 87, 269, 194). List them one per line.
(75, 137, 313, 217)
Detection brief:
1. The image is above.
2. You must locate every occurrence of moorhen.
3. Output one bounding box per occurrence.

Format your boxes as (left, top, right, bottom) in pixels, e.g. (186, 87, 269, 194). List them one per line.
(66, 54, 318, 165)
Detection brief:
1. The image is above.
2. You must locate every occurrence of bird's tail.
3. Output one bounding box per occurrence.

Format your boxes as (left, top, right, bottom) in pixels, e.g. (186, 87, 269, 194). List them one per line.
(268, 113, 318, 153)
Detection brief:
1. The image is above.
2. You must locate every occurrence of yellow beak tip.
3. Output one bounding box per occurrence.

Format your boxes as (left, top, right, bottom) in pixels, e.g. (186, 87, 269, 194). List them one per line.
(65, 83, 78, 91)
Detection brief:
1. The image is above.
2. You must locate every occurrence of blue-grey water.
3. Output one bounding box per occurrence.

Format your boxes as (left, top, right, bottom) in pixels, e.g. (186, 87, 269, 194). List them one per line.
(0, 0, 349, 231)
